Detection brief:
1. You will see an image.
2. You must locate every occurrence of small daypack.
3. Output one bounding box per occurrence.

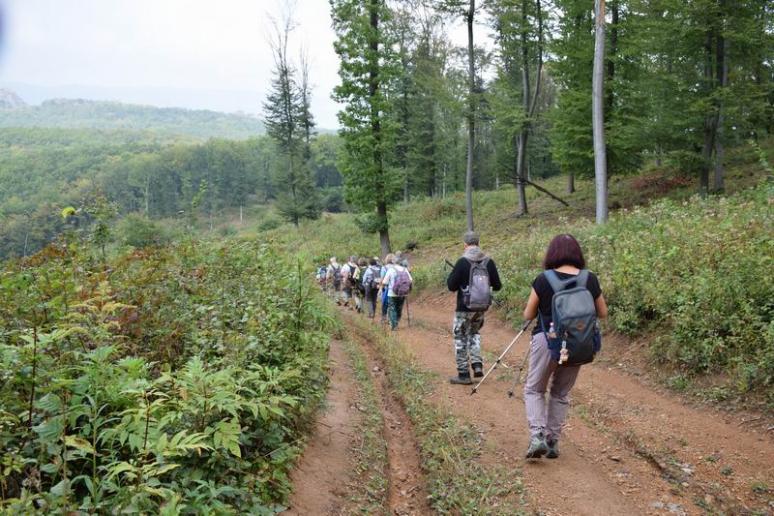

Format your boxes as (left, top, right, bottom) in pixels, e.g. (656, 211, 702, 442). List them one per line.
(332, 265, 342, 287)
(463, 258, 492, 312)
(541, 270, 600, 366)
(353, 266, 366, 294)
(392, 268, 412, 297)
(365, 266, 381, 293)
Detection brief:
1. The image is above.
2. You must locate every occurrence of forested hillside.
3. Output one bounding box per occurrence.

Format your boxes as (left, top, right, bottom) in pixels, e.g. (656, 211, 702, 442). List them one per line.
(0, 93, 265, 139)
(0, 128, 343, 259)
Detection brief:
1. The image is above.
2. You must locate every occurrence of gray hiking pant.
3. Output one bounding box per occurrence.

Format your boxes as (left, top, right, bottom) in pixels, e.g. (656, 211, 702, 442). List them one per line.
(523, 332, 580, 440)
(453, 311, 484, 373)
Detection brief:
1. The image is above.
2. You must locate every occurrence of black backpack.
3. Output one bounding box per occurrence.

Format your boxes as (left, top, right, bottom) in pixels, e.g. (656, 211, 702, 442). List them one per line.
(540, 270, 601, 366)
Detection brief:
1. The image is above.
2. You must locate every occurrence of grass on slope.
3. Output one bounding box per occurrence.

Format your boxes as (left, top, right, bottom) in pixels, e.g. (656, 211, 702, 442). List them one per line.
(252, 139, 773, 403)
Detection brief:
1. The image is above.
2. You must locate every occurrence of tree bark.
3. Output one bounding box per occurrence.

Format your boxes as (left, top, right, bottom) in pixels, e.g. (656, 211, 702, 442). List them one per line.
(515, 0, 530, 215)
(713, 17, 727, 192)
(465, 0, 475, 232)
(370, 0, 391, 255)
(700, 28, 717, 197)
(593, 0, 608, 224)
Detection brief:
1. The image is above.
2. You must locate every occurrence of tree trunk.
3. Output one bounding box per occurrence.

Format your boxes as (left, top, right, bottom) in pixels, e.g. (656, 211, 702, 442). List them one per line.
(700, 27, 717, 197)
(567, 171, 575, 194)
(515, 0, 530, 215)
(145, 174, 150, 216)
(370, 0, 390, 254)
(465, 0, 475, 232)
(593, 0, 608, 224)
(713, 20, 728, 192)
(377, 201, 391, 257)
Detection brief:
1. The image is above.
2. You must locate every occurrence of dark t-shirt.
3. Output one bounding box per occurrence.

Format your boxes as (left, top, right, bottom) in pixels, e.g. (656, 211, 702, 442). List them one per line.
(531, 270, 602, 335)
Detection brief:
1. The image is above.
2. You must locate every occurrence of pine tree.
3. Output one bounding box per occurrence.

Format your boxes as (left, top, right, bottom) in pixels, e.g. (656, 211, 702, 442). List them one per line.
(331, 0, 402, 256)
(263, 9, 320, 226)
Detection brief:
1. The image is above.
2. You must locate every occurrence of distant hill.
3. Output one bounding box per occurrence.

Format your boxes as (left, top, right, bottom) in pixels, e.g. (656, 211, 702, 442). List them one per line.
(0, 90, 264, 140)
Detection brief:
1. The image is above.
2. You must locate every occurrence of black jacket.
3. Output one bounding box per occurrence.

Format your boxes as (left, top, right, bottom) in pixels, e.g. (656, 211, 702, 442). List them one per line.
(447, 254, 502, 312)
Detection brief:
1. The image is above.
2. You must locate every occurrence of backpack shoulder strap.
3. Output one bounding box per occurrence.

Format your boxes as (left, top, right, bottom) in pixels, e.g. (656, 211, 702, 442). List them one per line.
(545, 269, 589, 292)
(543, 270, 566, 293)
(575, 269, 589, 289)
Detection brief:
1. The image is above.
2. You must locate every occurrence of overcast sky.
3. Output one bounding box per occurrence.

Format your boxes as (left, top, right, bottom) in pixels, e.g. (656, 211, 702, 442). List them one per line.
(0, 0, 482, 129)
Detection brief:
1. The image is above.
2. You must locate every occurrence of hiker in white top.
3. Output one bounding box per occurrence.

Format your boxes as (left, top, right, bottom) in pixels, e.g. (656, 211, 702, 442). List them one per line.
(340, 256, 358, 309)
(381, 260, 413, 330)
(326, 257, 343, 303)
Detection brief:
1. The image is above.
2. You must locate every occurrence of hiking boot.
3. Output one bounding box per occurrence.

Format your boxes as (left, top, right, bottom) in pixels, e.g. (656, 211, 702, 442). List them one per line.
(472, 362, 484, 378)
(449, 372, 473, 385)
(546, 438, 559, 459)
(525, 432, 548, 459)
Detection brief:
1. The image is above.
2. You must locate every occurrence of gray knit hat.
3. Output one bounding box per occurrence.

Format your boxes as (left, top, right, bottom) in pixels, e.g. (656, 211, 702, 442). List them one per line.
(463, 231, 480, 246)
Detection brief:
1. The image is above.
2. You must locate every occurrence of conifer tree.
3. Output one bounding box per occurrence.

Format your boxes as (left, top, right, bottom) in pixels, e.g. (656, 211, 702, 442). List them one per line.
(330, 0, 402, 256)
(263, 9, 320, 226)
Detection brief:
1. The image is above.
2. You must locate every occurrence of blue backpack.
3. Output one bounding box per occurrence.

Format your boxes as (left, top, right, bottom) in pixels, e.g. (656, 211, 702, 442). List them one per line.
(540, 270, 601, 366)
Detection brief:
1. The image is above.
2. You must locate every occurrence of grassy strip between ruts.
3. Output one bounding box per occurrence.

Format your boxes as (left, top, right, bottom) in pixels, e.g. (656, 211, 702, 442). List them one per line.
(347, 316, 528, 515)
(339, 336, 390, 514)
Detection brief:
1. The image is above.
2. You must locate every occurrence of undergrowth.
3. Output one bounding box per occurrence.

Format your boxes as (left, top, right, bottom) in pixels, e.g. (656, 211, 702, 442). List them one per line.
(348, 317, 527, 515)
(0, 239, 333, 513)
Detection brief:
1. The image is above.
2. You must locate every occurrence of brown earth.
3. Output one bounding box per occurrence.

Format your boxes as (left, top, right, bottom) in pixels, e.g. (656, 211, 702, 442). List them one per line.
(286, 333, 430, 516)
(285, 340, 360, 515)
(288, 295, 773, 515)
(404, 291, 774, 515)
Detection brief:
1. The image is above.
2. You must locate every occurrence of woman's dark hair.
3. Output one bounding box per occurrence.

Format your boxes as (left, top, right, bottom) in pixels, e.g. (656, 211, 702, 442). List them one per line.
(543, 234, 586, 270)
(369, 257, 377, 266)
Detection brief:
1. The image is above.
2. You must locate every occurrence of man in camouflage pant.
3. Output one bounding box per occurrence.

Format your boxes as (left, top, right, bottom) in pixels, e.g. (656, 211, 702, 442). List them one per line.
(446, 231, 502, 385)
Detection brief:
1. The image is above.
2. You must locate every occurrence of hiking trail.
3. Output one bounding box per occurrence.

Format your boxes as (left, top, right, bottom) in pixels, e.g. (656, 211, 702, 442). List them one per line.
(287, 294, 773, 515)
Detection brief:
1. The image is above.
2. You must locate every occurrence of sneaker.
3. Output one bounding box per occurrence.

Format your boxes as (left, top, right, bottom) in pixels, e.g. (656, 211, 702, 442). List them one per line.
(546, 438, 559, 459)
(449, 372, 473, 385)
(525, 432, 548, 459)
(472, 363, 484, 378)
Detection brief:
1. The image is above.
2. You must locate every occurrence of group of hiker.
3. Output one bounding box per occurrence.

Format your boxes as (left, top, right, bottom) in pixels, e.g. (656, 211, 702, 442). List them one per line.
(316, 252, 413, 331)
(319, 231, 607, 461)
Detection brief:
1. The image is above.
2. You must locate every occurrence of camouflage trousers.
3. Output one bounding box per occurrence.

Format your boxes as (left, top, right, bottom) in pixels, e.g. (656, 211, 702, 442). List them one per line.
(453, 311, 485, 374)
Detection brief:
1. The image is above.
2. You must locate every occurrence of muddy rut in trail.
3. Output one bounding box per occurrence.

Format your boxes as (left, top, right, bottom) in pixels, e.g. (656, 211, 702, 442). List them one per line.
(287, 336, 430, 516)
(398, 292, 774, 516)
(350, 329, 432, 516)
(286, 340, 359, 515)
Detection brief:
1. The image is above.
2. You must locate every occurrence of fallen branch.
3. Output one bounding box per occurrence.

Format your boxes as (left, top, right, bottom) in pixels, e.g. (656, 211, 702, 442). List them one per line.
(516, 177, 570, 207)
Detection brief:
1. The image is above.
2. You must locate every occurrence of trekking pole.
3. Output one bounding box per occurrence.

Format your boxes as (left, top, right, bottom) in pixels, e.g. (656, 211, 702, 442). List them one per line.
(406, 296, 411, 327)
(470, 319, 533, 396)
(507, 347, 531, 398)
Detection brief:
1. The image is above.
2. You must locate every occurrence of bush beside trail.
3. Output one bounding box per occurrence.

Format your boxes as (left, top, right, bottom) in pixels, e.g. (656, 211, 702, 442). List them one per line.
(0, 240, 332, 513)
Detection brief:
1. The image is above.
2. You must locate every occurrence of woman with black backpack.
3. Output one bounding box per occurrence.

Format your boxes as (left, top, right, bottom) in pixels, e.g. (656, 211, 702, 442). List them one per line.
(521, 234, 608, 459)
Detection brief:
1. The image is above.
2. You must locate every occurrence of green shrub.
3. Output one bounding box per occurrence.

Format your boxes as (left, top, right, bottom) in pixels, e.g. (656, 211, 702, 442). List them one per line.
(0, 240, 332, 512)
(117, 213, 171, 248)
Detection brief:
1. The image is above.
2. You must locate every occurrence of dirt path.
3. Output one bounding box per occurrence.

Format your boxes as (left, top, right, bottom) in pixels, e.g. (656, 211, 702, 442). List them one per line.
(286, 335, 430, 516)
(396, 291, 774, 515)
(286, 340, 360, 515)
(351, 330, 431, 516)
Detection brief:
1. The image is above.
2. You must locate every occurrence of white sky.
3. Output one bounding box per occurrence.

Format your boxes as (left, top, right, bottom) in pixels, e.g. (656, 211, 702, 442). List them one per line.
(0, 0, 487, 129)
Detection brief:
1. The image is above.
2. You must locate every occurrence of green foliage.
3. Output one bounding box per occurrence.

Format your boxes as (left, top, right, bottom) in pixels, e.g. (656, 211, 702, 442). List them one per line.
(0, 239, 332, 512)
(116, 214, 173, 248)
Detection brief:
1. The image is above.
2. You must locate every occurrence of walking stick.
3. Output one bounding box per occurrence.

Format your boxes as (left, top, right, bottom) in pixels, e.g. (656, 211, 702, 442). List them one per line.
(507, 347, 531, 398)
(405, 296, 411, 327)
(470, 319, 533, 395)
